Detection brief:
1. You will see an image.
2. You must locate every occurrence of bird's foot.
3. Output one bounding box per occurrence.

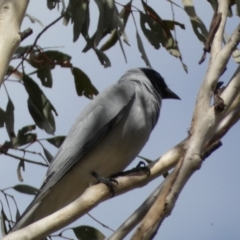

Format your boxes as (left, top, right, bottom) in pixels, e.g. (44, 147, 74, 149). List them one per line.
(91, 171, 118, 197)
(110, 161, 150, 178)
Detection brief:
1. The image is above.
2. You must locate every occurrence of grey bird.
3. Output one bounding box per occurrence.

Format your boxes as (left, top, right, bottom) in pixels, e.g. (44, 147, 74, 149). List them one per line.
(11, 68, 180, 231)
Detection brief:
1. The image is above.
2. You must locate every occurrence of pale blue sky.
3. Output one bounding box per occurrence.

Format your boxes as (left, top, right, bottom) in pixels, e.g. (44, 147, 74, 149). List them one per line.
(0, 1, 240, 239)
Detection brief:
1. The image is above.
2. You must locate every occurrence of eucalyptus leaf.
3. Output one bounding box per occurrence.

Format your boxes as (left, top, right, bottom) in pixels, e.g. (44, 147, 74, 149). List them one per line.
(94, 49, 111, 68)
(17, 160, 25, 182)
(0, 108, 5, 128)
(23, 75, 57, 134)
(1, 208, 7, 236)
(73, 225, 105, 240)
(12, 184, 39, 195)
(42, 146, 53, 163)
(37, 65, 53, 88)
(46, 136, 66, 148)
(5, 99, 15, 139)
(72, 67, 98, 99)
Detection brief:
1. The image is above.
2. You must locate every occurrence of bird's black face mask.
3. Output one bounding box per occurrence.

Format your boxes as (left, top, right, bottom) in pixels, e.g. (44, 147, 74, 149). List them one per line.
(140, 68, 180, 100)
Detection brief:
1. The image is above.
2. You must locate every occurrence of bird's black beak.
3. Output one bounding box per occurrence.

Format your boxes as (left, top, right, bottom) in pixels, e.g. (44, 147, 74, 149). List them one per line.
(163, 88, 181, 100)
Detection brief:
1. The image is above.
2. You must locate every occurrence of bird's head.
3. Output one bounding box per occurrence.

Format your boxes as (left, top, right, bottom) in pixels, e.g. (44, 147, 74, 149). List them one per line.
(139, 68, 180, 100)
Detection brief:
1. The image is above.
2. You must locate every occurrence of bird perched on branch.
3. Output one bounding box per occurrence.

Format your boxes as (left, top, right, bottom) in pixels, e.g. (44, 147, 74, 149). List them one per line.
(11, 68, 180, 231)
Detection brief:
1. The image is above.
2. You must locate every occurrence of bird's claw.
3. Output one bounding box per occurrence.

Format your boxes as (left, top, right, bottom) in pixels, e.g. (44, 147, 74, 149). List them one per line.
(91, 171, 118, 197)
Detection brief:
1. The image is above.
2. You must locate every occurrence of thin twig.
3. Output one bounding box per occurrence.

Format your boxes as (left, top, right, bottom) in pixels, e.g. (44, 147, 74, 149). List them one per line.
(87, 213, 115, 232)
(1, 151, 48, 167)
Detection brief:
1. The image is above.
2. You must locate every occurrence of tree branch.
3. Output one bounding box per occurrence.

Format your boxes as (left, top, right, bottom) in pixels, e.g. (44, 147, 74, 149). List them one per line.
(129, 1, 240, 239)
(0, 0, 29, 87)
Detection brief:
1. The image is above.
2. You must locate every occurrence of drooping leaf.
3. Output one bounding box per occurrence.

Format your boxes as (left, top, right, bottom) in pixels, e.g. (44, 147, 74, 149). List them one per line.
(3, 124, 37, 149)
(64, 0, 90, 40)
(141, 1, 173, 47)
(100, 1, 132, 52)
(18, 125, 36, 135)
(94, 0, 115, 47)
(12, 184, 38, 195)
(5, 99, 15, 139)
(44, 51, 72, 66)
(27, 50, 71, 86)
(163, 20, 185, 30)
(37, 65, 53, 88)
(94, 49, 111, 68)
(11, 133, 36, 148)
(25, 13, 44, 27)
(0, 108, 5, 128)
(141, 1, 187, 72)
(42, 146, 54, 163)
(72, 67, 99, 99)
(27, 50, 72, 70)
(65, 0, 90, 42)
(82, 0, 116, 52)
(140, 12, 161, 50)
(46, 136, 66, 148)
(15, 208, 20, 222)
(14, 45, 32, 57)
(182, 0, 208, 45)
(23, 75, 57, 134)
(47, 0, 58, 10)
(136, 30, 152, 67)
(17, 160, 25, 182)
(1, 207, 8, 236)
(73, 225, 105, 240)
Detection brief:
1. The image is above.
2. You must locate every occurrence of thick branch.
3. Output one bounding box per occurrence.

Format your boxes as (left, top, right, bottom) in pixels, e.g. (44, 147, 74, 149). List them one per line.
(3, 141, 185, 240)
(108, 182, 164, 240)
(0, 0, 29, 87)
(130, 1, 240, 239)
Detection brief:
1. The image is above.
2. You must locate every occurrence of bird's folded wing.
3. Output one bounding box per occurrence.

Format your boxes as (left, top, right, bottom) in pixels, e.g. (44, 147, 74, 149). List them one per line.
(13, 81, 135, 230)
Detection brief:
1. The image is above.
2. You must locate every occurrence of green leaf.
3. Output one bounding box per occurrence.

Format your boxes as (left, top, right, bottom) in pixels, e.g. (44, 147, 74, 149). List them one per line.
(23, 75, 57, 134)
(46, 136, 66, 148)
(37, 65, 53, 88)
(12, 184, 38, 195)
(136, 30, 152, 67)
(94, 0, 115, 47)
(17, 160, 25, 182)
(12, 133, 36, 148)
(82, 0, 116, 52)
(1, 207, 7, 236)
(72, 67, 98, 99)
(65, 0, 90, 40)
(73, 226, 105, 240)
(11, 125, 37, 148)
(70, 0, 90, 42)
(141, 1, 187, 72)
(47, 0, 57, 10)
(163, 20, 185, 30)
(15, 208, 20, 222)
(0, 108, 5, 128)
(182, 0, 208, 45)
(44, 51, 72, 64)
(140, 12, 161, 50)
(94, 49, 111, 68)
(14, 45, 32, 56)
(100, 1, 132, 52)
(18, 125, 36, 135)
(5, 99, 15, 139)
(42, 146, 53, 163)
